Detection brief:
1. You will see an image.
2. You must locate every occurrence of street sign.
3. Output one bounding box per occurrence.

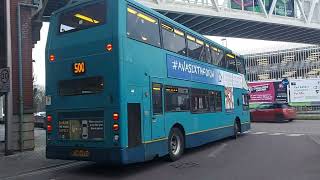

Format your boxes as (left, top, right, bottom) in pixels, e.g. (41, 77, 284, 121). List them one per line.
(281, 78, 289, 86)
(0, 68, 10, 93)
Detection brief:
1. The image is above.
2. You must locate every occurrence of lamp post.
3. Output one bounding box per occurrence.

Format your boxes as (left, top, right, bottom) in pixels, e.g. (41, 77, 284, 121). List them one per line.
(221, 38, 228, 48)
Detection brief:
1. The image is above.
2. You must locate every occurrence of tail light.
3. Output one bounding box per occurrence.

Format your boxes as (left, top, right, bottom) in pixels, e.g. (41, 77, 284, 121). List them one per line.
(106, 44, 113, 52)
(47, 115, 53, 133)
(113, 112, 119, 121)
(47, 115, 52, 123)
(113, 124, 119, 131)
(49, 54, 55, 62)
(47, 125, 53, 132)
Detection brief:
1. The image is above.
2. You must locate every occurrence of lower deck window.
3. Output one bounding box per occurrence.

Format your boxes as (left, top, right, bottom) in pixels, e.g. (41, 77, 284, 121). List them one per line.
(165, 86, 190, 112)
(59, 76, 104, 96)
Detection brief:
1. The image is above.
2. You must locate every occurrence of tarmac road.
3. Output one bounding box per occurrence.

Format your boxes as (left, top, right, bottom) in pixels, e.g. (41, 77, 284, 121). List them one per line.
(2, 120, 320, 180)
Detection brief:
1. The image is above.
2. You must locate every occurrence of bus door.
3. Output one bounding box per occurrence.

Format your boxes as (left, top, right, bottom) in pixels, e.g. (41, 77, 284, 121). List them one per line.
(150, 79, 166, 140)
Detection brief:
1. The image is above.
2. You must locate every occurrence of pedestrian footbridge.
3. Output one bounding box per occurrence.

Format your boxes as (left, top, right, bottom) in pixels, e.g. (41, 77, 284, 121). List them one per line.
(39, 0, 320, 44)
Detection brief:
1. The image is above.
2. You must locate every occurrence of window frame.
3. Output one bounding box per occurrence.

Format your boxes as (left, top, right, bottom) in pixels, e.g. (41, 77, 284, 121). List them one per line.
(160, 22, 187, 56)
(58, 0, 107, 35)
(209, 90, 223, 112)
(186, 35, 206, 61)
(190, 88, 210, 113)
(165, 85, 190, 112)
(59, 76, 104, 96)
(152, 83, 164, 115)
(126, 6, 161, 48)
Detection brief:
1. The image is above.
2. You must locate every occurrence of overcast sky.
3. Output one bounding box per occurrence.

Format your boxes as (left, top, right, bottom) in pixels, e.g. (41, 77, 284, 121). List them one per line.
(32, 22, 311, 86)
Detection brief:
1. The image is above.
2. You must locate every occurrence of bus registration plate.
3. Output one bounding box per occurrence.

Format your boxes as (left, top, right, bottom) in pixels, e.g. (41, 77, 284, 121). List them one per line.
(71, 149, 90, 158)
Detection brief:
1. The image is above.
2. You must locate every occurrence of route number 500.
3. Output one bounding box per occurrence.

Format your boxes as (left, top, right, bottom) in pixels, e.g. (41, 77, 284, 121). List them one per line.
(73, 62, 85, 75)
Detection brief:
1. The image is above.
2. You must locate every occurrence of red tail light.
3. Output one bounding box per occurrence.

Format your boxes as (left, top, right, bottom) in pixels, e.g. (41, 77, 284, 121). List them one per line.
(113, 124, 119, 131)
(47, 115, 52, 122)
(49, 54, 55, 62)
(106, 44, 113, 52)
(113, 113, 119, 121)
(47, 125, 52, 133)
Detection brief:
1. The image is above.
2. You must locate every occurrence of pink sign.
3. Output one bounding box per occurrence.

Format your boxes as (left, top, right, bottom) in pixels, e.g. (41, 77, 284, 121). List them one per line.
(248, 82, 275, 103)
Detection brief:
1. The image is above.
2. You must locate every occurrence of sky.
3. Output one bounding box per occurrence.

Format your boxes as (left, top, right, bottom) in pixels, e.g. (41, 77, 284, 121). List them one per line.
(32, 22, 311, 86)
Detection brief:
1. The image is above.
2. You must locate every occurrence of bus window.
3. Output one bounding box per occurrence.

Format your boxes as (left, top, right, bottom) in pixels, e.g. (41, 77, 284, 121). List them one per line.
(191, 88, 209, 113)
(225, 53, 237, 72)
(204, 44, 212, 64)
(210, 47, 224, 66)
(165, 86, 190, 112)
(242, 94, 250, 111)
(59, 1, 106, 34)
(161, 24, 186, 56)
(237, 57, 246, 74)
(187, 35, 205, 61)
(127, 6, 161, 47)
(152, 83, 163, 115)
(59, 76, 104, 96)
(209, 91, 222, 112)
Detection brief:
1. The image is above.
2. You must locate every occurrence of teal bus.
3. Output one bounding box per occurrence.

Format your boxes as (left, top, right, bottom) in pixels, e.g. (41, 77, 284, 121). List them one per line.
(45, 0, 250, 164)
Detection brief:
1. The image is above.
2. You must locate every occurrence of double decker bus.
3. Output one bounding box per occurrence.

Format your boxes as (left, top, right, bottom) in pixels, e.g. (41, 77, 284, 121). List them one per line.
(45, 0, 250, 164)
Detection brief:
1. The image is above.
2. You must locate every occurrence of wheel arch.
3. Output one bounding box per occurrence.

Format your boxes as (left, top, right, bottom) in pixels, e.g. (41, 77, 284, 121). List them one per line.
(171, 123, 186, 142)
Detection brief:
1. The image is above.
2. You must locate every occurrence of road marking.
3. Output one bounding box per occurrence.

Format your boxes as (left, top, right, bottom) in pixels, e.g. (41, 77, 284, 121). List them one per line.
(269, 133, 285, 136)
(286, 134, 304, 137)
(208, 143, 228, 158)
(309, 135, 320, 145)
(250, 132, 267, 135)
(249, 132, 305, 137)
(242, 131, 251, 134)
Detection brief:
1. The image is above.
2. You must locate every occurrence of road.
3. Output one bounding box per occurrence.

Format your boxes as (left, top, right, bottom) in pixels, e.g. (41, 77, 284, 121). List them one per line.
(2, 120, 320, 180)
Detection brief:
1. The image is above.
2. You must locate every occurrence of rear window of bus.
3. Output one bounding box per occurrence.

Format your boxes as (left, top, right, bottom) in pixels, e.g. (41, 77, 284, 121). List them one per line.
(59, 77, 104, 96)
(58, 1, 106, 34)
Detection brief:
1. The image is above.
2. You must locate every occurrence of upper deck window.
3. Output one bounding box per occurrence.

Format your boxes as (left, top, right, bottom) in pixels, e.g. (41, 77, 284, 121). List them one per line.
(225, 53, 237, 72)
(187, 35, 205, 61)
(161, 23, 186, 55)
(58, 1, 106, 34)
(210, 47, 224, 66)
(127, 7, 161, 47)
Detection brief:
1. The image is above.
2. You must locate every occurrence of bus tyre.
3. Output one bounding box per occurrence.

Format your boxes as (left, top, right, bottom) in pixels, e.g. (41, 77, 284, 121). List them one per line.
(233, 121, 240, 139)
(167, 128, 184, 162)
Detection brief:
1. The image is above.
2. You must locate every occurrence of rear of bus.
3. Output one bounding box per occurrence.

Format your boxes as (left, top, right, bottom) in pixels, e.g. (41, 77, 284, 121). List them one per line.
(45, 0, 124, 163)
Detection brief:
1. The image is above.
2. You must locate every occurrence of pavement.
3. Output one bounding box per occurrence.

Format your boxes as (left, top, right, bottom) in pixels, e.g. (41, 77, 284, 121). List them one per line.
(0, 120, 320, 180)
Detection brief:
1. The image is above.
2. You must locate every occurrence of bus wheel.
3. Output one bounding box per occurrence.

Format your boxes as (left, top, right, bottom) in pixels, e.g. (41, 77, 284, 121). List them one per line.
(167, 128, 184, 161)
(233, 120, 240, 139)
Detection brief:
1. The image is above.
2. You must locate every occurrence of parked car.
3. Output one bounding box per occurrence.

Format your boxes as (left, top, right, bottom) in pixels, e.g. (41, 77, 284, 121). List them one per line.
(250, 103, 296, 122)
(34, 111, 47, 129)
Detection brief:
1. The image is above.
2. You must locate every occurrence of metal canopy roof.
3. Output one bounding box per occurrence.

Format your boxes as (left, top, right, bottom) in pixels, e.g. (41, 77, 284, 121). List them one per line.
(159, 11, 319, 44)
(41, 0, 320, 44)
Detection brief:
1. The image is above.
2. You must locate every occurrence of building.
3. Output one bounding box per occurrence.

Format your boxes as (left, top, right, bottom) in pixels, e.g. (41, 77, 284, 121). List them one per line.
(1, 0, 43, 153)
(244, 46, 320, 82)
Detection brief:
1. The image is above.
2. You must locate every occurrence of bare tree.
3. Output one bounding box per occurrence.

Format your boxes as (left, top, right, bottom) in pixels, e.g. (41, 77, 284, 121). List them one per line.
(33, 85, 45, 112)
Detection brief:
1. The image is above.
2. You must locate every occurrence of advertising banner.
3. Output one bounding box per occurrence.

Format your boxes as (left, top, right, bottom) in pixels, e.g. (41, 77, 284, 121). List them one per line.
(248, 82, 275, 103)
(289, 79, 320, 103)
(274, 81, 288, 103)
(166, 54, 247, 89)
(230, 0, 294, 17)
(225, 87, 234, 111)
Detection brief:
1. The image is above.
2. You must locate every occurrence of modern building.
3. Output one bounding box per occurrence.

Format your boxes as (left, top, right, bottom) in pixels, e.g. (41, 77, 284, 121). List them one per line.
(244, 46, 320, 82)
